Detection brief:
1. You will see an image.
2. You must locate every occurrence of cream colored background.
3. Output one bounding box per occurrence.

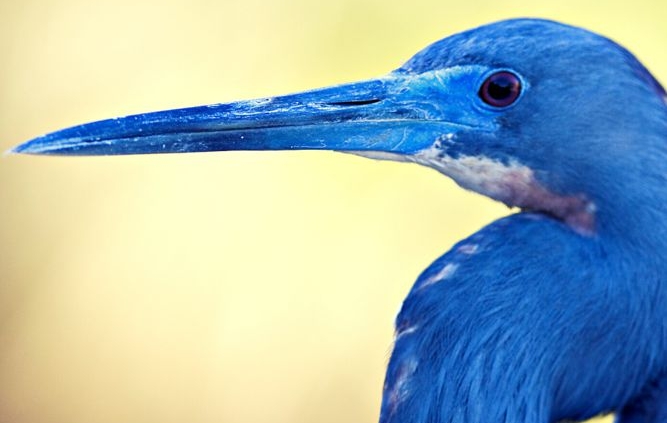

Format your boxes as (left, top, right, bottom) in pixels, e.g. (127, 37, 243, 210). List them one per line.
(1, 0, 665, 422)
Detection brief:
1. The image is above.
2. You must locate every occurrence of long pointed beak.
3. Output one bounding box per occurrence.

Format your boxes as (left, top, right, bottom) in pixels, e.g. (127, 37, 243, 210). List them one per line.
(11, 70, 480, 157)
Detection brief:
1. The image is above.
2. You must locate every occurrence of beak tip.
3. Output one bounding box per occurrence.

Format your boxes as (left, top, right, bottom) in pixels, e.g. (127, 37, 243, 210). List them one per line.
(6, 142, 29, 156)
(7, 136, 62, 156)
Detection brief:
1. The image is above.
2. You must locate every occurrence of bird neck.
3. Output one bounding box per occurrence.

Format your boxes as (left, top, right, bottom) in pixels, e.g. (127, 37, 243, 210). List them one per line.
(565, 108, 667, 251)
(591, 164, 667, 255)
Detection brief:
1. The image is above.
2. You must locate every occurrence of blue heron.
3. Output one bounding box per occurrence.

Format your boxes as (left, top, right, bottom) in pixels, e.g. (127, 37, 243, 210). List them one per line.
(12, 18, 667, 423)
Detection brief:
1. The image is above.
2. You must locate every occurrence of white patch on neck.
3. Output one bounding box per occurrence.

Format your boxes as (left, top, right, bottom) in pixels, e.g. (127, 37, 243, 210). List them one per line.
(348, 141, 596, 234)
(386, 357, 418, 413)
(413, 146, 534, 207)
(394, 324, 418, 341)
(413, 146, 596, 233)
(457, 243, 479, 255)
(419, 263, 458, 289)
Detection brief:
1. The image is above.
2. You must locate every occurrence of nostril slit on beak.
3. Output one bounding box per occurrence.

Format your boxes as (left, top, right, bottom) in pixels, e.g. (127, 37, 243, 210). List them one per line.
(327, 98, 382, 107)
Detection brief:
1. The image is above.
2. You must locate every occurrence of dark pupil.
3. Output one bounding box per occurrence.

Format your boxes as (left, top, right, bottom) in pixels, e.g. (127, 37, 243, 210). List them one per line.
(480, 71, 521, 107)
(488, 75, 515, 100)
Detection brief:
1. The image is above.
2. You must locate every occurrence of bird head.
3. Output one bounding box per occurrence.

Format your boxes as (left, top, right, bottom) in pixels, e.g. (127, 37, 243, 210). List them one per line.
(12, 19, 667, 236)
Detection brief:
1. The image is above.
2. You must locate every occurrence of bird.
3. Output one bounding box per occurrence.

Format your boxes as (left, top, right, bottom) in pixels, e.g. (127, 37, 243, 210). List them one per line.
(11, 18, 667, 423)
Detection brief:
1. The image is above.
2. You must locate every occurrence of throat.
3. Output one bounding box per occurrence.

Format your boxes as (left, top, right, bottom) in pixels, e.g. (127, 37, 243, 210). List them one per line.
(347, 149, 596, 235)
(412, 151, 597, 235)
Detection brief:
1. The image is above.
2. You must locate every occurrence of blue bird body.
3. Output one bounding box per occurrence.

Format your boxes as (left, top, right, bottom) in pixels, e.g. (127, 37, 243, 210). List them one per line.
(386, 214, 666, 422)
(11, 19, 667, 423)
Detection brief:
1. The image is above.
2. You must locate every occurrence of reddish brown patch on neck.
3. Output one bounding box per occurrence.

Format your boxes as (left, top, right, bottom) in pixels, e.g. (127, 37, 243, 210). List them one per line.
(502, 173, 596, 235)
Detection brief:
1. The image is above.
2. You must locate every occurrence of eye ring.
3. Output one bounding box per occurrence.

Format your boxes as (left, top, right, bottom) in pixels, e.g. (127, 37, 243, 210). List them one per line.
(479, 71, 522, 108)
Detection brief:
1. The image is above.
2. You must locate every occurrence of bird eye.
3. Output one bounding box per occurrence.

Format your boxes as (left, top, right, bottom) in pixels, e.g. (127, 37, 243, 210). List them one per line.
(479, 71, 522, 108)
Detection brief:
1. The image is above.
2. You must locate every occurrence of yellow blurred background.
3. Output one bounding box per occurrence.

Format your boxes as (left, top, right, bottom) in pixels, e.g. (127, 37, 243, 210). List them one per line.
(1, 0, 664, 422)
